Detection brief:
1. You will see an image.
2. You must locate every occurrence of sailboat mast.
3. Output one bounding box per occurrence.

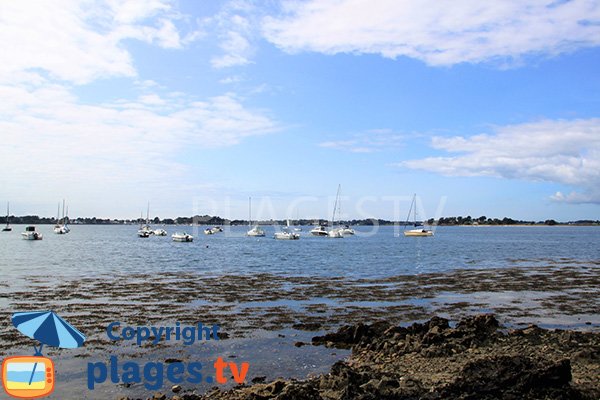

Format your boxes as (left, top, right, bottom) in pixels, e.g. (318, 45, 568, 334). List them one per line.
(5, 202, 8, 227)
(414, 194, 418, 225)
(146, 202, 150, 224)
(249, 197, 252, 227)
(331, 184, 341, 227)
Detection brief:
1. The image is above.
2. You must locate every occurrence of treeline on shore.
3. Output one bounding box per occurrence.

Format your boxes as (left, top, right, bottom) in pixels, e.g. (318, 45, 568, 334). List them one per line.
(0, 215, 394, 226)
(1, 214, 599, 226)
(428, 216, 600, 226)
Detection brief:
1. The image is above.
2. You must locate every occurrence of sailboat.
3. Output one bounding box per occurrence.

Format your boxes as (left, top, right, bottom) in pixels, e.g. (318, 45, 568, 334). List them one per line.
(2, 202, 11, 232)
(137, 203, 153, 237)
(53, 199, 70, 234)
(327, 185, 344, 238)
(403, 194, 433, 237)
(246, 197, 265, 237)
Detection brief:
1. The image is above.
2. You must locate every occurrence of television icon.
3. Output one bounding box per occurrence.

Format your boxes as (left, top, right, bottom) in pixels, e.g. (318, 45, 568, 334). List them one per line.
(2, 356, 55, 398)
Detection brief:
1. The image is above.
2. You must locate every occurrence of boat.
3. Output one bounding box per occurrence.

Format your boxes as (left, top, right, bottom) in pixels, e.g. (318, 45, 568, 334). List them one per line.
(327, 184, 344, 238)
(138, 204, 153, 238)
(204, 226, 223, 235)
(21, 226, 43, 240)
(2, 202, 11, 232)
(153, 229, 167, 236)
(274, 220, 300, 240)
(246, 197, 265, 237)
(310, 225, 328, 236)
(327, 228, 343, 238)
(172, 232, 193, 242)
(53, 199, 70, 234)
(339, 224, 355, 236)
(403, 194, 434, 237)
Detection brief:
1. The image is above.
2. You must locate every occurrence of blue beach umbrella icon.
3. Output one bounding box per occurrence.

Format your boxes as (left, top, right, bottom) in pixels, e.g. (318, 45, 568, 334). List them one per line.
(11, 311, 86, 385)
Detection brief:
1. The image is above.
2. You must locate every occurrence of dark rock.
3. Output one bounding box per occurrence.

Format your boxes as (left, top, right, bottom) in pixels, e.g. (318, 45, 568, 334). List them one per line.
(438, 356, 575, 399)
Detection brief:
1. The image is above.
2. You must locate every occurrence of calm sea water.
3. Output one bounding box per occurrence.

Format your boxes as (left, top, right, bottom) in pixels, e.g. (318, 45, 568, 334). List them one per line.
(1, 224, 599, 399)
(1, 224, 599, 281)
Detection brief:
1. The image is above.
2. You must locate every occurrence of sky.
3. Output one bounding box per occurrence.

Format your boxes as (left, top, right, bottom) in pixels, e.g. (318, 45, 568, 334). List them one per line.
(1, 0, 600, 222)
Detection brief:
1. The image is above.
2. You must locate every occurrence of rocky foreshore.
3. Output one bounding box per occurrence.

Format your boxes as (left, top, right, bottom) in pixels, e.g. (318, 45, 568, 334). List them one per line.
(124, 314, 599, 400)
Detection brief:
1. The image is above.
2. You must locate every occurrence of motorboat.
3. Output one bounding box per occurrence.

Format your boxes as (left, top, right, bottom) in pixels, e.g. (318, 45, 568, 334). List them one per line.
(246, 197, 265, 237)
(22, 226, 43, 240)
(153, 229, 167, 236)
(2, 202, 11, 232)
(310, 225, 328, 236)
(274, 231, 300, 240)
(274, 220, 299, 240)
(172, 232, 193, 242)
(204, 226, 223, 235)
(339, 224, 355, 235)
(403, 194, 434, 237)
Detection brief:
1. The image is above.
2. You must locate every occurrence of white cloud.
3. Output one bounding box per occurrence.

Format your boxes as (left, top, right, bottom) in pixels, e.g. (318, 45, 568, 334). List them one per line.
(262, 0, 600, 66)
(0, 0, 199, 84)
(400, 119, 600, 203)
(319, 129, 407, 153)
(0, 84, 279, 210)
(209, 2, 261, 69)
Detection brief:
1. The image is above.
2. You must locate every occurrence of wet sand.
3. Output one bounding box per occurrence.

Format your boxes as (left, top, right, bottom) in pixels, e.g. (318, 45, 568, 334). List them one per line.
(0, 260, 598, 398)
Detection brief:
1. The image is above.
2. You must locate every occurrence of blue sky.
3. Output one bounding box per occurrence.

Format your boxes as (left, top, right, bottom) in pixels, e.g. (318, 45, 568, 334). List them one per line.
(1, 0, 600, 221)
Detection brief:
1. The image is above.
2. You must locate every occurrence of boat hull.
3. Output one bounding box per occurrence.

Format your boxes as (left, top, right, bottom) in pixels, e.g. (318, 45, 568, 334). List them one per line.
(172, 236, 193, 242)
(404, 230, 434, 237)
(21, 232, 43, 240)
(274, 232, 300, 240)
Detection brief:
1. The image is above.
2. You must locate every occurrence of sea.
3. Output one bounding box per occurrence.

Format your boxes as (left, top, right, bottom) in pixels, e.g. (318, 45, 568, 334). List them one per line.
(0, 224, 599, 399)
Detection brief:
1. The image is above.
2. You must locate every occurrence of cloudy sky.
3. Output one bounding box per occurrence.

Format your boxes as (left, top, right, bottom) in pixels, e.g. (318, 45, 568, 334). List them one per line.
(1, 0, 599, 221)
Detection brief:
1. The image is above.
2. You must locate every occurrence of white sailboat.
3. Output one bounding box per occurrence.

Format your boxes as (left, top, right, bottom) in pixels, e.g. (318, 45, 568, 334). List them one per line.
(2, 202, 11, 232)
(403, 194, 433, 237)
(138, 203, 153, 237)
(274, 220, 300, 240)
(327, 184, 344, 238)
(246, 197, 265, 237)
(53, 199, 70, 234)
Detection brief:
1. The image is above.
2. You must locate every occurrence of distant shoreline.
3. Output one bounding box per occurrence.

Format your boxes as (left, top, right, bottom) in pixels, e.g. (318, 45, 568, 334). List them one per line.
(2, 221, 600, 227)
